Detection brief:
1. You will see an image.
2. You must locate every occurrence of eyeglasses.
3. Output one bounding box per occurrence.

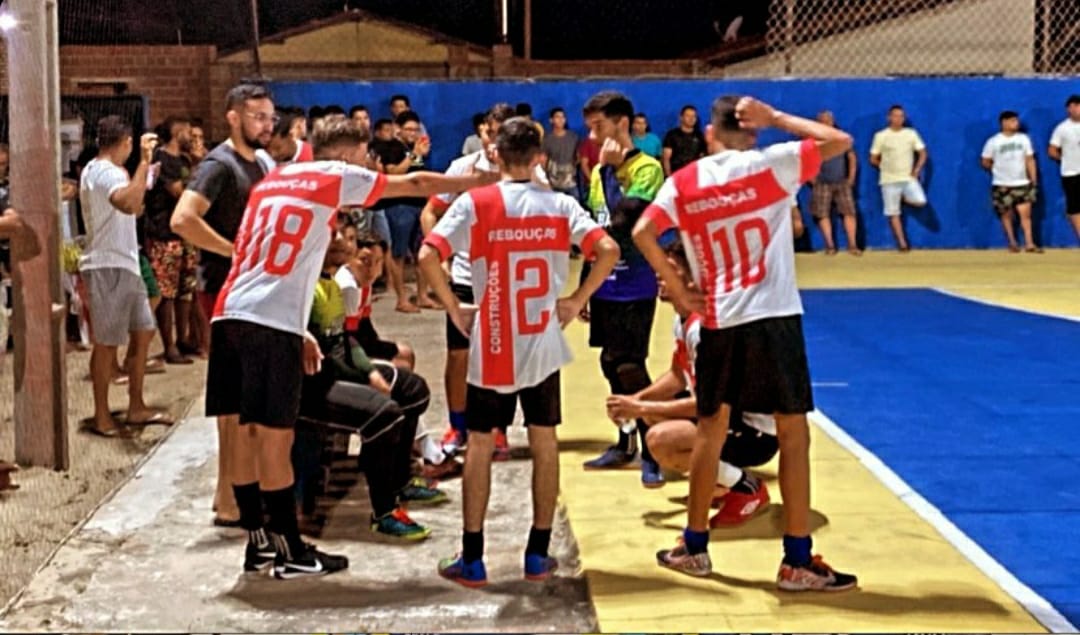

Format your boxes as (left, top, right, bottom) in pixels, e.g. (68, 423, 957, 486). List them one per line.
(400, 126, 421, 133)
(246, 112, 280, 126)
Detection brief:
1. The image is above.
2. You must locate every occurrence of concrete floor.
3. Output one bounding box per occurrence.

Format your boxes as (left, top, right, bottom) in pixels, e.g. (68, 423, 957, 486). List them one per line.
(0, 301, 597, 633)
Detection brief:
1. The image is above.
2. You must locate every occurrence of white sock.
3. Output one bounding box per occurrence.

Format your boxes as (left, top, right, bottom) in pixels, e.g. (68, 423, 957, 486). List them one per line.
(716, 461, 743, 489)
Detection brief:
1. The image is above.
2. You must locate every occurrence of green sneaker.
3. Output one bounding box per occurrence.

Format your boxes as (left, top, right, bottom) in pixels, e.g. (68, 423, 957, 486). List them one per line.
(371, 507, 432, 541)
(399, 476, 449, 506)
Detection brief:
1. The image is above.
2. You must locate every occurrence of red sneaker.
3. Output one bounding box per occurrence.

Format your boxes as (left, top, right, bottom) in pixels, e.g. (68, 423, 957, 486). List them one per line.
(441, 426, 467, 457)
(493, 429, 510, 462)
(709, 481, 770, 527)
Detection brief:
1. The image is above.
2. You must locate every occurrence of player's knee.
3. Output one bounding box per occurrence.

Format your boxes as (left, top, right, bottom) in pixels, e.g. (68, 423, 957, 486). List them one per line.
(394, 342, 415, 369)
(645, 426, 669, 455)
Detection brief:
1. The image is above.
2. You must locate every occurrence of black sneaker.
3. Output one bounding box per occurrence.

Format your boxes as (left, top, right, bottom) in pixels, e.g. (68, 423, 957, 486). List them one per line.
(272, 541, 349, 580)
(243, 530, 275, 573)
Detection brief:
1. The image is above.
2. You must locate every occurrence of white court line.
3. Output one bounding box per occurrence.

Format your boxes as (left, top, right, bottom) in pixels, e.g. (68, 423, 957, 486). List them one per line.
(811, 381, 849, 388)
(810, 409, 1076, 633)
(933, 287, 1080, 324)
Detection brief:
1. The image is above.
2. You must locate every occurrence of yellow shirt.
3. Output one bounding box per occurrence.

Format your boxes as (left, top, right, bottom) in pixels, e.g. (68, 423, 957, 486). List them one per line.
(870, 127, 926, 185)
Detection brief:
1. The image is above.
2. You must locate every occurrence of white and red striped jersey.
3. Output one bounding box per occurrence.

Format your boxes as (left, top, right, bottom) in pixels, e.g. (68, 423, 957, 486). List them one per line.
(672, 312, 703, 389)
(425, 180, 607, 392)
(428, 151, 548, 286)
(213, 161, 387, 336)
(334, 266, 374, 331)
(643, 139, 821, 330)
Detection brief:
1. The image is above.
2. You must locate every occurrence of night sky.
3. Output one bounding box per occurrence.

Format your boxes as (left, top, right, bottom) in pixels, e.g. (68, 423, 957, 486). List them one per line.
(55, 0, 769, 60)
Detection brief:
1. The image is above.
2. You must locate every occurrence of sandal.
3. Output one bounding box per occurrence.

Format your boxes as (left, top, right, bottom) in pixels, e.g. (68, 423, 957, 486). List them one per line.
(126, 412, 175, 427)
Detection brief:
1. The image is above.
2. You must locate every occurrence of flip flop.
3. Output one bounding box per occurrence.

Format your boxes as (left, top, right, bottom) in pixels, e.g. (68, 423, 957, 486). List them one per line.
(79, 419, 134, 438)
(126, 412, 174, 427)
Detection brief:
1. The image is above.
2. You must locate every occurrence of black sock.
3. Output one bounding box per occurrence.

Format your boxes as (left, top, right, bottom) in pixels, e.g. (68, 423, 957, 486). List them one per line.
(463, 530, 484, 563)
(526, 526, 552, 557)
(637, 420, 656, 463)
(262, 485, 303, 556)
(730, 471, 759, 495)
(232, 482, 263, 531)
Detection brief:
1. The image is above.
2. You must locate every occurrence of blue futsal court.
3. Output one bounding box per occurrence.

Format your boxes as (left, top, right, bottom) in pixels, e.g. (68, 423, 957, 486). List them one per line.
(802, 289, 1080, 626)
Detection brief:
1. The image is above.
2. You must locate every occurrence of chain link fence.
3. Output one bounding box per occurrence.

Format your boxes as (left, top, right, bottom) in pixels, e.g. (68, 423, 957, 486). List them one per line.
(722, 0, 1080, 77)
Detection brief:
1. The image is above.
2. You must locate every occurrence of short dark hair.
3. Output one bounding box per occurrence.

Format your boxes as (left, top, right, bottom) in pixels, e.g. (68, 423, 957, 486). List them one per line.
(373, 118, 394, 132)
(273, 110, 298, 138)
(1067, 95, 1080, 107)
(349, 105, 369, 118)
(225, 81, 272, 114)
(680, 105, 697, 115)
(323, 104, 346, 117)
(96, 115, 132, 149)
(999, 110, 1019, 122)
(390, 94, 410, 107)
(889, 104, 905, 112)
(157, 115, 190, 143)
(710, 95, 741, 133)
(496, 117, 542, 167)
(550, 107, 566, 119)
(487, 102, 516, 124)
(515, 102, 533, 117)
(583, 91, 634, 123)
(189, 117, 205, 129)
(355, 228, 387, 252)
(395, 111, 421, 127)
(311, 118, 371, 157)
(471, 112, 487, 131)
(308, 105, 325, 120)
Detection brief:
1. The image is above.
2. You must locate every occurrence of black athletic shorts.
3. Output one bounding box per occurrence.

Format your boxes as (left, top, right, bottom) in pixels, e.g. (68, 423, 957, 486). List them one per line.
(298, 364, 429, 442)
(588, 297, 656, 359)
(1063, 174, 1080, 215)
(673, 390, 779, 468)
(206, 320, 303, 428)
(466, 371, 561, 432)
(353, 317, 400, 361)
(695, 315, 814, 417)
(446, 282, 474, 351)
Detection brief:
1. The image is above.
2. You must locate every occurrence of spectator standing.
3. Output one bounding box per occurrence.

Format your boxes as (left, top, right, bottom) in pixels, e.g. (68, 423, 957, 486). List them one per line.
(390, 94, 429, 138)
(1049, 94, 1080, 242)
(79, 117, 172, 436)
(811, 111, 861, 255)
(869, 104, 927, 251)
(145, 116, 199, 364)
(461, 112, 487, 157)
(350, 105, 371, 131)
(983, 110, 1040, 252)
(662, 105, 707, 176)
(542, 107, 579, 196)
(631, 113, 662, 159)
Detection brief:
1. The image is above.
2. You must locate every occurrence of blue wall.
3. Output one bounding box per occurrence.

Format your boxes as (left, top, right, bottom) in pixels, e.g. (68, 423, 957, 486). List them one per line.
(271, 78, 1080, 249)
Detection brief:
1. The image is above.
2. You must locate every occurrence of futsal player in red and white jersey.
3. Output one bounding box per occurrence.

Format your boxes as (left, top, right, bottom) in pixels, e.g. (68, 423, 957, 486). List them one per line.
(182, 118, 496, 580)
(633, 96, 858, 591)
(419, 118, 620, 587)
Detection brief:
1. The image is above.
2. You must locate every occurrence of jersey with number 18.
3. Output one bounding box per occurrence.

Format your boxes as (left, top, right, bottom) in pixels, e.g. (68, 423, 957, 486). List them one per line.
(214, 161, 387, 336)
(425, 181, 607, 393)
(643, 139, 821, 330)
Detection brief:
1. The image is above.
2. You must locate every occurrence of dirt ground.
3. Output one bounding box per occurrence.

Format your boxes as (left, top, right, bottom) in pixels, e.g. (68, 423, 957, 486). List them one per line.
(0, 344, 206, 610)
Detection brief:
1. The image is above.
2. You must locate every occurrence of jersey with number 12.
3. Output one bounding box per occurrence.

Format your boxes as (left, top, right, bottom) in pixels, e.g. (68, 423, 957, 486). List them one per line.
(644, 139, 821, 330)
(425, 181, 607, 392)
(214, 161, 387, 336)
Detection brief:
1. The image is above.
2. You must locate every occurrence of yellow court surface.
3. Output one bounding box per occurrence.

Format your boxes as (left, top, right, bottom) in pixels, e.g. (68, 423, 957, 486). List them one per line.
(557, 249, 1080, 633)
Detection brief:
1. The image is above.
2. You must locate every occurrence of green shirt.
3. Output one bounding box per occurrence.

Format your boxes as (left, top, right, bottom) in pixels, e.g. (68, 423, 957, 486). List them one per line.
(309, 274, 374, 380)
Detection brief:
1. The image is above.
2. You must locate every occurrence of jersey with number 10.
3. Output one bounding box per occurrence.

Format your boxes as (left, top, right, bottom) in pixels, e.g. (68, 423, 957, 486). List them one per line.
(214, 161, 387, 336)
(643, 139, 821, 330)
(425, 181, 607, 393)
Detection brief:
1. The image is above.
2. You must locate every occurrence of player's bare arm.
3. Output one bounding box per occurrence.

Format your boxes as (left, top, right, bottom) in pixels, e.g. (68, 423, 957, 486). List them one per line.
(735, 97, 852, 162)
(558, 234, 620, 328)
(380, 169, 499, 200)
(170, 189, 233, 258)
(632, 221, 705, 317)
(109, 132, 158, 216)
(0, 208, 24, 238)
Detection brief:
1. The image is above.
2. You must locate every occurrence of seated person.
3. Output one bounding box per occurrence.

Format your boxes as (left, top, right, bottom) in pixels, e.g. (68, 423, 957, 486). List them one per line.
(299, 232, 445, 540)
(335, 224, 416, 369)
(605, 241, 776, 527)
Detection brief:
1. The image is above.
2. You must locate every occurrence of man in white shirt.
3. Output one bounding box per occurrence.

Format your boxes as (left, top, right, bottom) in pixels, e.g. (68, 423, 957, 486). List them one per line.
(870, 105, 928, 251)
(79, 117, 170, 437)
(981, 111, 1040, 253)
(1048, 94, 1080, 242)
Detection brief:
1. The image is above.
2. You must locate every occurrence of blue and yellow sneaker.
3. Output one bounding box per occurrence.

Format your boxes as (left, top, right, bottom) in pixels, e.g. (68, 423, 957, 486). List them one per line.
(437, 554, 488, 588)
(399, 476, 449, 506)
(371, 508, 432, 541)
(583, 445, 636, 470)
(524, 553, 558, 581)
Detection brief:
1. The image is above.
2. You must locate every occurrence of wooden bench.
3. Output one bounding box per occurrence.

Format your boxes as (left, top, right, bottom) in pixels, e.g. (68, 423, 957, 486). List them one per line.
(0, 461, 19, 491)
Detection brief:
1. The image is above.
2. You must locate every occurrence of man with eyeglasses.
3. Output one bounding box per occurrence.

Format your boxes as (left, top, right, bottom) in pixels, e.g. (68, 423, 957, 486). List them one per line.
(172, 81, 276, 528)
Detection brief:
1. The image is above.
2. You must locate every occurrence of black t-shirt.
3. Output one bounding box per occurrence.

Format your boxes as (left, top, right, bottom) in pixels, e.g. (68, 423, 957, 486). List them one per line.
(370, 138, 425, 209)
(144, 149, 191, 241)
(663, 127, 707, 173)
(186, 143, 268, 294)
